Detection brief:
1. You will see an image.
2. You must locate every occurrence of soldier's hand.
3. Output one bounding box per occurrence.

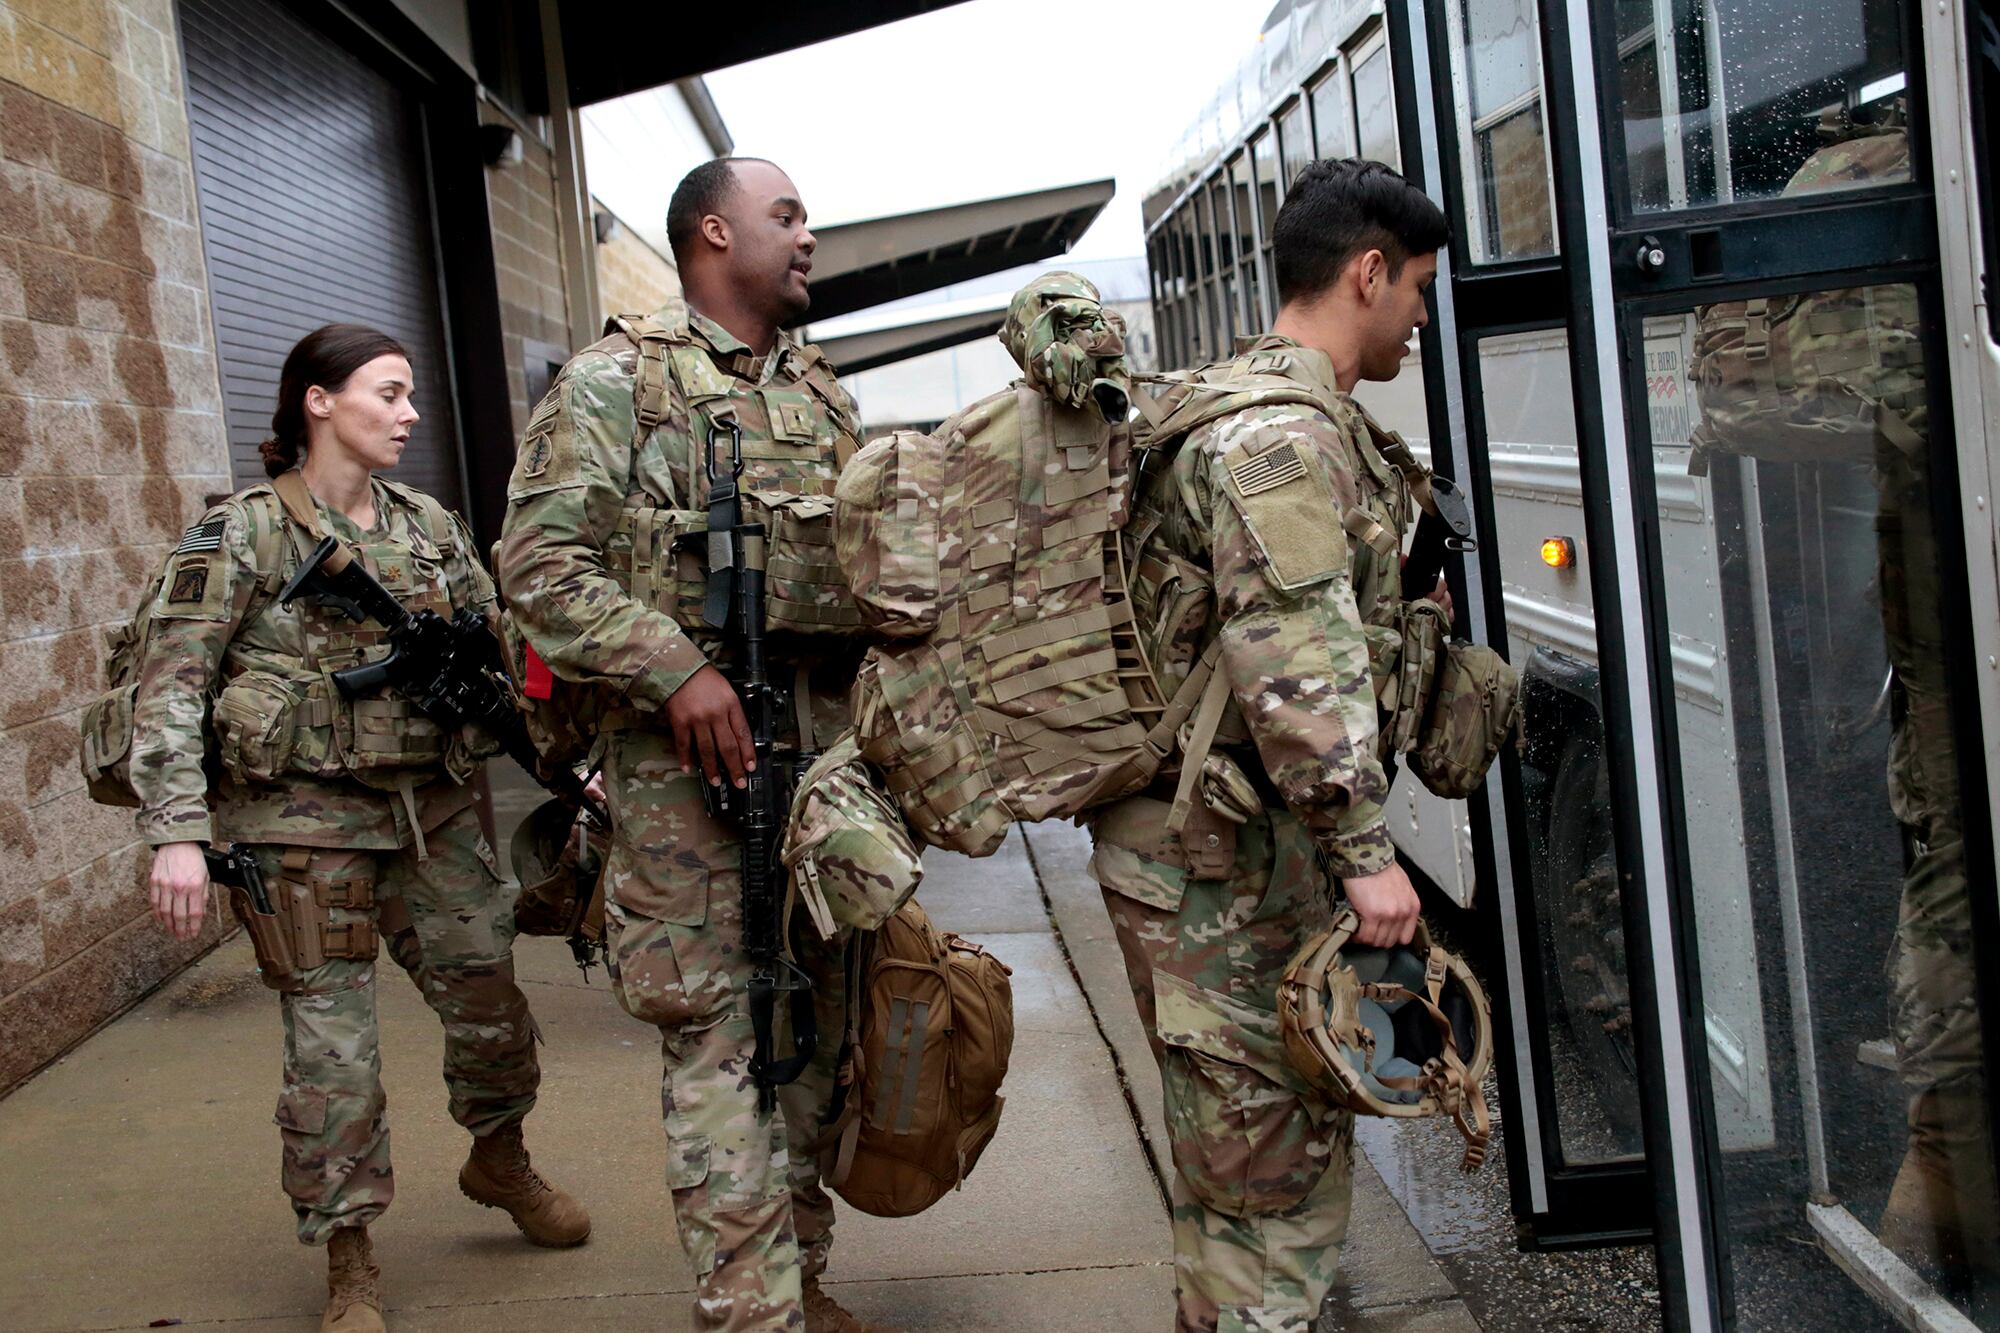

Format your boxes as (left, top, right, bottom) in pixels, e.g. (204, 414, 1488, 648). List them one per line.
(1345, 862, 1420, 947)
(666, 665, 755, 789)
(150, 841, 211, 941)
(1425, 577, 1453, 624)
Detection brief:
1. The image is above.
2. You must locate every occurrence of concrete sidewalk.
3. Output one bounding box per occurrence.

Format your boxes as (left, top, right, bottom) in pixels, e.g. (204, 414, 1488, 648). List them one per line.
(0, 817, 1477, 1332)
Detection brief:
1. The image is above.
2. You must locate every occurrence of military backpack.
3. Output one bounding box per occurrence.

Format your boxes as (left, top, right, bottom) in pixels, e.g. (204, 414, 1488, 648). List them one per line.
(818, 898, 1015, 1217)
(1688, 124, 1923, 476)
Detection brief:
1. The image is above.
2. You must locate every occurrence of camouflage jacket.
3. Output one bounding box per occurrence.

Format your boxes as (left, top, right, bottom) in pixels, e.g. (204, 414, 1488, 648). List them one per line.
(1139, 333, 1408, 878)
(129, 476, 494, 849)
(496, 299, 865, 739)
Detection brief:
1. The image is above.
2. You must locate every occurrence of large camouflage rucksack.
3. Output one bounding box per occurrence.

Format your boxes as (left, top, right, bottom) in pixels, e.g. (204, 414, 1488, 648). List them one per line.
(834, 273, 1273, 859)
(1688, 119, 1923, 476)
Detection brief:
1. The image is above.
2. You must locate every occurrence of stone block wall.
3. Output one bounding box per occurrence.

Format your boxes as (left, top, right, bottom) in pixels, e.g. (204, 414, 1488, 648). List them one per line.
(0, 0, 235, 1093)
(479, 103, 569, 439)
(593, 202, 678, 325)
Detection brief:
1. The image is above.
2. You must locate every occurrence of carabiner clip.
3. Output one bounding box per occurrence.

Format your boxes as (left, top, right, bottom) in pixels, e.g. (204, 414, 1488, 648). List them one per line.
(705, 418, 744, 485)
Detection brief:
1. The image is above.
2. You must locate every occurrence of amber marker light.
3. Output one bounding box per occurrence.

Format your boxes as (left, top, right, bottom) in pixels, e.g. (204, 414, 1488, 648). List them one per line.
(1540, 536, 1576, 569)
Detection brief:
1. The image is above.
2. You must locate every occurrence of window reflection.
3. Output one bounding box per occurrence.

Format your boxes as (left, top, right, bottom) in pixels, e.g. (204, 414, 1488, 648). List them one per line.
(1615, 0, 1911, 212)
(1670, 274, 1997, 1321)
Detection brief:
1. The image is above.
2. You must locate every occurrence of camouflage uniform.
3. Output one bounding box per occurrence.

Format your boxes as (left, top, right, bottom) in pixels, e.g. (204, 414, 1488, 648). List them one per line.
(497, 300, 861, 1331)
(1091, 334, 1414, 1332)
(129, 477, 540, 1245)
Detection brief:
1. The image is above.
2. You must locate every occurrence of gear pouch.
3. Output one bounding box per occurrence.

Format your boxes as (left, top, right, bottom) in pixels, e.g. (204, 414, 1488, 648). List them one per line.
(213, 671, 303, 786)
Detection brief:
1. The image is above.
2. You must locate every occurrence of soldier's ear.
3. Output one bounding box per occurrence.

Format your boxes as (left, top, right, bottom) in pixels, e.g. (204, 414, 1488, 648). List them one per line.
(700, 212, 731, 252)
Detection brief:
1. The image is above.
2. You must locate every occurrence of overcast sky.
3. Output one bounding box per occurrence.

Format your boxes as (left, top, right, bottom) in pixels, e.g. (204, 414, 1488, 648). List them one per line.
(702, 0, 1272, 263)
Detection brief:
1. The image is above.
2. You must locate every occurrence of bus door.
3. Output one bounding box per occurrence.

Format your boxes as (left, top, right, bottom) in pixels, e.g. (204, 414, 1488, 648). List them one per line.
(1520, 0, 1997, 1326)
(1385, 0, 1659, 1253)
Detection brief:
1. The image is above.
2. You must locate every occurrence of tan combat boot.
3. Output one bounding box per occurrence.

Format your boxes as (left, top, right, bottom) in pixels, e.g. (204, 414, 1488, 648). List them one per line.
(322, 1227, 385, 1333)
(458, 1124, 592, 1247)
(803, 1276, 902, 1333)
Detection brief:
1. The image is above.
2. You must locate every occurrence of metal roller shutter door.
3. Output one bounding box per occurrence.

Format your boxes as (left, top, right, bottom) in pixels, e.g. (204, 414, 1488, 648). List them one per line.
(178, 0, 462, 507)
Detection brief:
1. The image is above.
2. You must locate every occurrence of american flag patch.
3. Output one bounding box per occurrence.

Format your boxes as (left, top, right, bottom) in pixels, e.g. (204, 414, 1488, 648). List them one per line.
(1229, 441, 1308, 497)
(174, 518, 226, 554)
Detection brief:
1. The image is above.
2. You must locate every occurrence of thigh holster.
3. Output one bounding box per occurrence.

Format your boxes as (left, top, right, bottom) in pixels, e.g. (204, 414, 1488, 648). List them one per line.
(276, 847, 379, 971)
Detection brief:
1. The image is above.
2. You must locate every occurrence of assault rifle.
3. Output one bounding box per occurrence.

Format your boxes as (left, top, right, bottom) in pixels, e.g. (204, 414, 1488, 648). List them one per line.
(278, 538, 609, 832)
(203, 842, 272, 914)
(697, 418, 817, 1113)
(1402, 472, 1477, 614)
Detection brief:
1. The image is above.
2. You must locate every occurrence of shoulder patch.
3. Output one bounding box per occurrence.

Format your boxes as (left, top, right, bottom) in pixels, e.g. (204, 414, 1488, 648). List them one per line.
(1220, 435, 1343, 594)
(174, 517, 226, 555)
(168, 560, 209, 603)
(1227, 440, 1308, 497)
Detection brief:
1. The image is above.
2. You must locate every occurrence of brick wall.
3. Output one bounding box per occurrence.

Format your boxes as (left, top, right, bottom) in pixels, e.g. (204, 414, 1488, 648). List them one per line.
(479, 104, 570, 438)
(0, 0, 235, 1092)
(593, 202, 679, 324)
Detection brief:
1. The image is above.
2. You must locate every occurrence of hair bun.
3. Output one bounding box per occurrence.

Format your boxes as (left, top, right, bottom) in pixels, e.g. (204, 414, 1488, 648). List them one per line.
(258, 435, 299, 478)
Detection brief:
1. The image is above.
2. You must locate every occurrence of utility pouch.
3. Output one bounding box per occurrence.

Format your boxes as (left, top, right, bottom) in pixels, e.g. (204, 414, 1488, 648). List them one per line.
(227, 882, 300, 991)
(79, 682, 140, 808)
(1410, 642, 1522, 800)
(213, 671, 303, 785)
(1382, 602, 1449, 755)
(753, 491, 867, 637)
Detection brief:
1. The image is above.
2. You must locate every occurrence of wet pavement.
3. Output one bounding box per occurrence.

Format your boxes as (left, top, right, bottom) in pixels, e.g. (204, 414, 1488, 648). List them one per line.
(0, 771, 1677, 1331)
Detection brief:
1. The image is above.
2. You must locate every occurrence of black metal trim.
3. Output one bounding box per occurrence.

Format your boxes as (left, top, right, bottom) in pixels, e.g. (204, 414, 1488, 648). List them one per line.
(1539, 4, 1725, 1324)
(1607, 193, 1936, 295)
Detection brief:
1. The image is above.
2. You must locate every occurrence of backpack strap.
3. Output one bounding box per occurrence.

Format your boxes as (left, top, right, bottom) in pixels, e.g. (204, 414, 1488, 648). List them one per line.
(375, 476, 455, 551)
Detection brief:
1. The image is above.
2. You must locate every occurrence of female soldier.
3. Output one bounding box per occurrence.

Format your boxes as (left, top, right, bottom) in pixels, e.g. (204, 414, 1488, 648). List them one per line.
(132, 325, 589, 1333)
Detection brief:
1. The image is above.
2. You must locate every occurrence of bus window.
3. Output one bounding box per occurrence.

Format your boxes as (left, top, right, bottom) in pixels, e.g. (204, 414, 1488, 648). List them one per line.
(1352, 36, 1399, 167)
(1474, 328, 1644, 1164)
(1230, 151, 1267, 326)
(1210, 177, 1241, 343)
(1448, 0, 1558, 262)
(1616, 0, 1912, 212)
(1278, 96, 1312, 184)
(1310, 66, 1353, 159)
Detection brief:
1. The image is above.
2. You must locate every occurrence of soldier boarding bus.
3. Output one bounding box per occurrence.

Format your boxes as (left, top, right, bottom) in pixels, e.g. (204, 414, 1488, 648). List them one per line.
(1142, 0, 2000, 1327)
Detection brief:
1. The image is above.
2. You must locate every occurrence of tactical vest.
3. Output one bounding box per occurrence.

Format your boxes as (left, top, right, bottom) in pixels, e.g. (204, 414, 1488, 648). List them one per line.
(598, 309, 864, 641)
(224, 471, 471, 792)
(1688, 128, 1924, 476)
(82, 470, 477, 811)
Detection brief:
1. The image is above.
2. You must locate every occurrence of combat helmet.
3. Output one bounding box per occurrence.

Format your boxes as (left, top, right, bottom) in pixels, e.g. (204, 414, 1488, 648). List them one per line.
(1279, 910, 1494, 1171)
(510, 796, 605, 972)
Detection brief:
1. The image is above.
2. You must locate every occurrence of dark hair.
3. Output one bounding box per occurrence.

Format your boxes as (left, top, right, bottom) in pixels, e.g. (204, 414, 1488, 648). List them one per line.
(260, 323, 409, 476)
(1272, 159, 1451, 306)
(665, 156, 773, 265)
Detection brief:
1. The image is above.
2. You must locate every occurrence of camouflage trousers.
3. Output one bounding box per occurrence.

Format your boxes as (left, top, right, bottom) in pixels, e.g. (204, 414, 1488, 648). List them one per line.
(601, 729, 846, 1333)
(1091, 796, 1353, 1333)
(250, 804, 540, 1245)
(1878, 469, 1998, 1268)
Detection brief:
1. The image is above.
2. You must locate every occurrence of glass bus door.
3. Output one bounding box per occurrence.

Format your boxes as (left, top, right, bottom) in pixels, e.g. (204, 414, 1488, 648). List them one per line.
(1386, 0, 1661, 1251)
(1531, 0, 2000, 1325)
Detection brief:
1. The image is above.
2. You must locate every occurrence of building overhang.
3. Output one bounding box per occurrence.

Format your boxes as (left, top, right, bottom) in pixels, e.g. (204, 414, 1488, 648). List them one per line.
(797, 178, 1115, 326)
(559, 2, 974, 106)
(811, 304, 1008, 375)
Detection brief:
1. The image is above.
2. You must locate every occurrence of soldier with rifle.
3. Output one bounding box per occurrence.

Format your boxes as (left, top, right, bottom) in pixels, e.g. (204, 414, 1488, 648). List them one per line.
(497, 158, 885, 1333)
(126, 325, 590, 1333)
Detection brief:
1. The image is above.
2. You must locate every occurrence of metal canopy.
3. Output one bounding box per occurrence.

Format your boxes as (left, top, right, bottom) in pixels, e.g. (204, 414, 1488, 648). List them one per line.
(797, 179, 1115, 326)
(810, 304, 1008, 375)
(559, 2, 973, 107)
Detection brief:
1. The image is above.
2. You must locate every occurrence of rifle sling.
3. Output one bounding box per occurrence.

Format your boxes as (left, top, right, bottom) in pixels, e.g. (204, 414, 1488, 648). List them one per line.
(271, 469, 357, 576)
